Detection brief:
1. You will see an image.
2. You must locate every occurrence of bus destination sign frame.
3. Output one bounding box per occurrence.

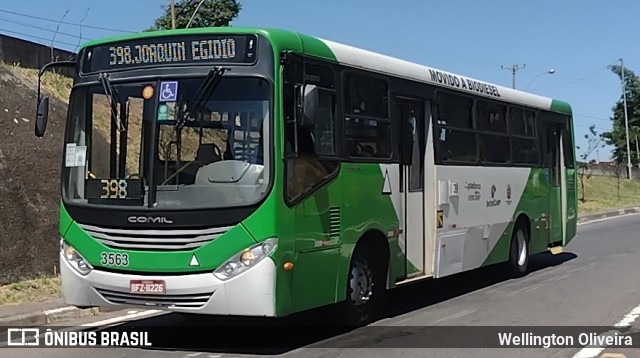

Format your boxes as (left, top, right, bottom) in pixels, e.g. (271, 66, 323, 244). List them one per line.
(81, 34, 258, 74)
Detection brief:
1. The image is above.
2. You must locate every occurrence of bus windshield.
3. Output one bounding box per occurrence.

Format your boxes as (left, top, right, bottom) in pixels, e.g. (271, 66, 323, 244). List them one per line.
(63, 76, 272, 210)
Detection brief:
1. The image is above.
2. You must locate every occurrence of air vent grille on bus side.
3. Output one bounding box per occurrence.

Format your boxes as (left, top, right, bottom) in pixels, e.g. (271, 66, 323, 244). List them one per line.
(78, 224, 231, 251)
(329, 207, 341, 240)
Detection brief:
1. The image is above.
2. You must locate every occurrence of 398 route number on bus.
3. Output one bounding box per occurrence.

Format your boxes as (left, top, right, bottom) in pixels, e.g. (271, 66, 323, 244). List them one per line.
(100, 179, 128, 199)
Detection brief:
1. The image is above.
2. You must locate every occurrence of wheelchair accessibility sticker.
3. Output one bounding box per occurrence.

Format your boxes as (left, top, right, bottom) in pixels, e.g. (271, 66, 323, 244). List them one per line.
(159, 81, 178, 102)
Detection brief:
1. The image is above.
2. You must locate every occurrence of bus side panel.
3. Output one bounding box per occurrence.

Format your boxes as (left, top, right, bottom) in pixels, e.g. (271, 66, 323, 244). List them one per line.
(482, 168, 550, 265)
(288, 170, 343, 313)
(338, 162, 401, 295)
(287, 163, 399, 314)
(434, 166, 542, 277)
(563, 119, 578, 246)
(564, 166, 578, 245)
(435, 166, 529, 276)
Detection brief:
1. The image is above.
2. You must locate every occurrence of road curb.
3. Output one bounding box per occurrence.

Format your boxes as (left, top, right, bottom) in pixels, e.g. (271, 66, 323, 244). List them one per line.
(0, 305, 126, 327)
(577, 206, 640, 224)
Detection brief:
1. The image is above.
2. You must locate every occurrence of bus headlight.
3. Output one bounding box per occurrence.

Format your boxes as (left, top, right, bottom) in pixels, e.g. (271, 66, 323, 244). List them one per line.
(213, 238, 277, 281)
(60, 240, 92, 276)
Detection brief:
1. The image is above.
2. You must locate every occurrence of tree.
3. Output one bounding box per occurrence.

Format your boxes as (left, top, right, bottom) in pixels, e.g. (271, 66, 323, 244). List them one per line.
(602, 64, 640, 166)
(575, 125, 604, 202)
(148, 0, 242, 31)
(610, 160, 625, 200)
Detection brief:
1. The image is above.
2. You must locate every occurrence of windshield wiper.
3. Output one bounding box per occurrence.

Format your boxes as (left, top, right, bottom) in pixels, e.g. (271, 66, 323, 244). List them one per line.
(176, 66, 229, 129)
(98, 72, 125, 132)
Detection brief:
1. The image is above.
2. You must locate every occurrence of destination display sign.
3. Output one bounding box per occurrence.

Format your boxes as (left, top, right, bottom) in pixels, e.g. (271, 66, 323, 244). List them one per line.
(85, 178, 144, 205)
(81, 34, 257, 73)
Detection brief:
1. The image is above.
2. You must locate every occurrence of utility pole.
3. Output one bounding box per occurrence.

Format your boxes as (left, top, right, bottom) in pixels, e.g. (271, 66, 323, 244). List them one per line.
(621, 58, 633, 180)
(635, 134, 640, 168)
(501, 64, 526, 89)
(171, 0, 176, 29)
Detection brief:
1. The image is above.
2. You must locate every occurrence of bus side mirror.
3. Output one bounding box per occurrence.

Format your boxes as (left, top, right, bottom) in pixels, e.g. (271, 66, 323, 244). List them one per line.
(300, 84, 318, 129)
(35, 96, 50, 137)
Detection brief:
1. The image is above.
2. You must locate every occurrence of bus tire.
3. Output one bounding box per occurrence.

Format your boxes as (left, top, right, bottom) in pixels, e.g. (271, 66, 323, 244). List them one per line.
(508, 221, 530, 277)
(341, 243, 384, 326)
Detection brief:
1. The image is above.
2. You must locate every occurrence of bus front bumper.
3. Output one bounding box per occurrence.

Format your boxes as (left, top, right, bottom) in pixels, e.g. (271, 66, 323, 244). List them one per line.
(59, 252, 277, 317)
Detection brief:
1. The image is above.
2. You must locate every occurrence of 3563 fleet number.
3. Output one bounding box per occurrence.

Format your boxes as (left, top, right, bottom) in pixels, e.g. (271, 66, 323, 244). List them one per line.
(100, 252, 129, 267)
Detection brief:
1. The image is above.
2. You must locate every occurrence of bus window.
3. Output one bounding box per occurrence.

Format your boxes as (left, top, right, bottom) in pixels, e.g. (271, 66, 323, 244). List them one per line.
(562, 118, 575, 168)
(344, 74, 388, 119)
(311, 89, 337, 156)
(479, 133, 510, 164)
(435, 92, 477, 163)
(509, 107, 536, 137)
(477, 100, 507, 133)
(344, 117, 392, 158)
(511, 137, 540, 165)
(344, 73, 392, 159)
(435, 92, 473, 129)
(437, 129, 478, 163)
(283, 60, 339, 203)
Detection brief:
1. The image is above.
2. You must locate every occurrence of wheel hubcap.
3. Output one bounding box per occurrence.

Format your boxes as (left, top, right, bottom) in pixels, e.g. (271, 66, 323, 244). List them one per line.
(516, 230, 527, 266)
(349, 258, 374, 308)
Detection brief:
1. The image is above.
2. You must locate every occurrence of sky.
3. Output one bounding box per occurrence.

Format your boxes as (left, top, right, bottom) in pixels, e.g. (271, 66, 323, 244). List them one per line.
(1, 0, 638, 162)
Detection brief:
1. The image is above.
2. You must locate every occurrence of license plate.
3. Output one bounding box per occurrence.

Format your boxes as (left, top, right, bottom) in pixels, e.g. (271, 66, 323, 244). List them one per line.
(129, 280, 166, 294)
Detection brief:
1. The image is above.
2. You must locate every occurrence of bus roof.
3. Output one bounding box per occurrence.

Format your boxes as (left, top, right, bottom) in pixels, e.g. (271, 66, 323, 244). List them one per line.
(79, 27, 572, 115)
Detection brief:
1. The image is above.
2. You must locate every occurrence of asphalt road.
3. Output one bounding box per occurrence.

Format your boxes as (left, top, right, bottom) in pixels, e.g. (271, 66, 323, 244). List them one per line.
(4, 213, 640, 358)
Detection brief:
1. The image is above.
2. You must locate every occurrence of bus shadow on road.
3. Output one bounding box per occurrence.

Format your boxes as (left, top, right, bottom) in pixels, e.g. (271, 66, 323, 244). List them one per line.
(118, 251, 577, 355)
(380, 251, 577, 319)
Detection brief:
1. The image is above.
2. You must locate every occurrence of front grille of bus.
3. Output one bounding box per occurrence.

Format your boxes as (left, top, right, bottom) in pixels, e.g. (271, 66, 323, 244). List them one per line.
(95, 288, 213, 308)
(78, 224, 231, 251)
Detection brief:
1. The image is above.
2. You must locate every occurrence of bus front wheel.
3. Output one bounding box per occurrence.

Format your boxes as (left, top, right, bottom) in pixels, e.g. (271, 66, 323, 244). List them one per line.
(508, 222, 530, 277)
(341, 244, 384, 326)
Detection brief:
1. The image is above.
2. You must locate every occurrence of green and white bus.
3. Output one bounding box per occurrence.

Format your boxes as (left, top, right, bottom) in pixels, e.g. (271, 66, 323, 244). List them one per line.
(34, 27, 577, 325)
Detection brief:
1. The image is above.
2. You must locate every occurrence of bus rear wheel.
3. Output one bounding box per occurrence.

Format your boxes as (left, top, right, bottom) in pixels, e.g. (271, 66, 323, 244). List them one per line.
(341, 244, 384, 326)
(508, 222, 530, 277)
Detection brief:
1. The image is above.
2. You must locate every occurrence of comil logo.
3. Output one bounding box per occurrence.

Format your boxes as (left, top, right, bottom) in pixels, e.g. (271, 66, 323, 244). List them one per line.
(128, 216, 173, 224)
(7, 328, 40, 346)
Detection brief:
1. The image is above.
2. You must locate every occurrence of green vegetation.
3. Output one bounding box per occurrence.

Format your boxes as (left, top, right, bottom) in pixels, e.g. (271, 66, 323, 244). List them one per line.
(148, 0, 242, 31)
(0, 276, 61, 305)
(578, 174, 640, 213)
(602, 64, 640, 165)
(3, 62, 72, 102)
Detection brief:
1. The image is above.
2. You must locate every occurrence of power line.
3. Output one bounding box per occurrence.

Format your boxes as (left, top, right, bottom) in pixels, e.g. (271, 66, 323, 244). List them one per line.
(0, 9, 136, 33)
(0, 17, 92, 41)
(0, 27, 78, 48)
(574, 113, 611, 122)
(574, 123, 610, 131)
(532, 66, 614, 91)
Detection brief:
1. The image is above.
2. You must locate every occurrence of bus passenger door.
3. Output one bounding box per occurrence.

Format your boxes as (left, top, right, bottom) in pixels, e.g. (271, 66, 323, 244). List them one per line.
(396, 98, 427, 278)
(543, 120, 564, 246)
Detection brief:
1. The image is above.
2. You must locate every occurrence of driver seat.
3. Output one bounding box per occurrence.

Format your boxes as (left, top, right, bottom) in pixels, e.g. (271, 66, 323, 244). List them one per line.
(195, 143, 222, 165)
